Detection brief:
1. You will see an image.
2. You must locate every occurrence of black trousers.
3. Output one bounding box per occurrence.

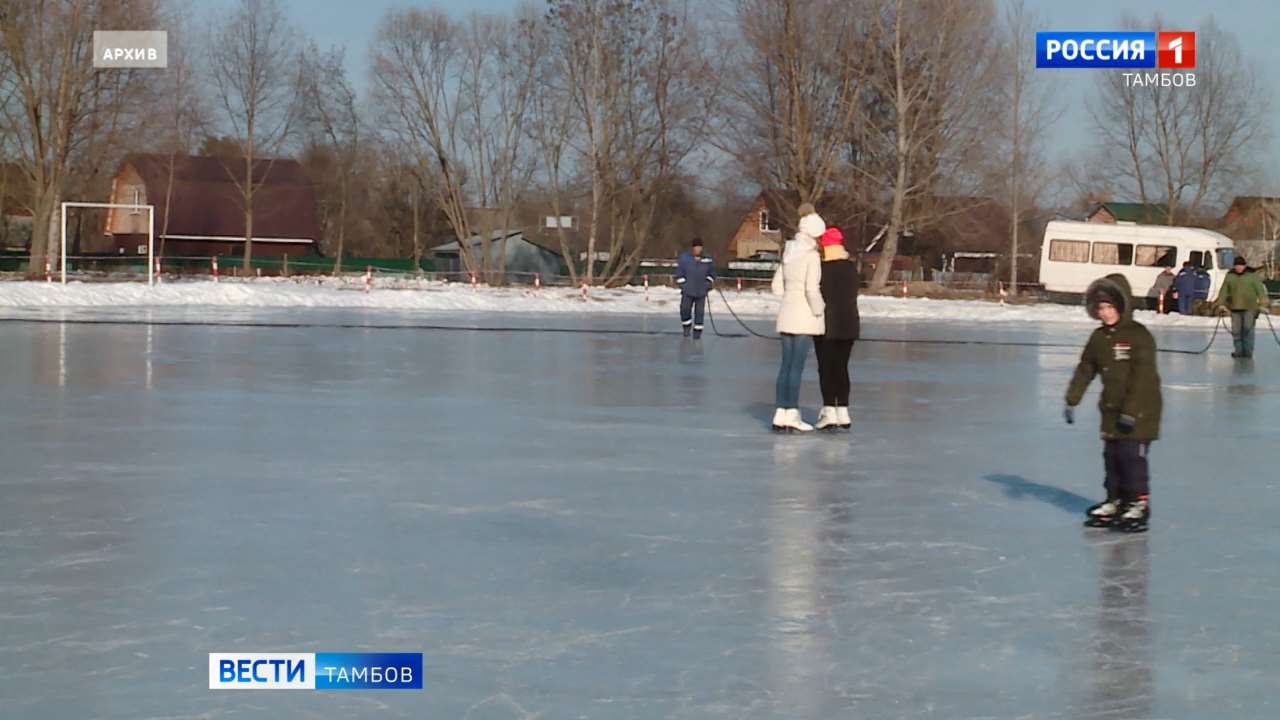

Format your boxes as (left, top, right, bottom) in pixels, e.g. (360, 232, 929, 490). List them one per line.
(812, 336, 854, 406)
(1103, 439, 1151, 501)
(680, 294, 705, 329)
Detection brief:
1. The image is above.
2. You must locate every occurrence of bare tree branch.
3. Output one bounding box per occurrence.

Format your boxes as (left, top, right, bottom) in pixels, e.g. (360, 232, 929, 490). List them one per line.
(207, 0, 300, 270)
(1083, 15, 1268, 225)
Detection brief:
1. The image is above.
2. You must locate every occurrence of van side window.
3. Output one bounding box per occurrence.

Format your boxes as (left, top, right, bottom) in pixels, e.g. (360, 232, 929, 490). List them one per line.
(1092, 242, 1134, 265)
(1189, 250, 1206, 268)
(1048, 239, 1090, 263)
(1135, 245, 1176, 267)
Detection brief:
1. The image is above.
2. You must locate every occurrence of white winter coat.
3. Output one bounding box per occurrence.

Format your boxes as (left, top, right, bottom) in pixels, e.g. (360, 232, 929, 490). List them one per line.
(772, 213, 826, 335)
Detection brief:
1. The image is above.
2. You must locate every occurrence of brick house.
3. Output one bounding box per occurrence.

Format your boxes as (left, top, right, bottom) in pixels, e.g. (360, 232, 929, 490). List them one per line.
(726, 190, 870, 256)
(727, 191, 793, 259)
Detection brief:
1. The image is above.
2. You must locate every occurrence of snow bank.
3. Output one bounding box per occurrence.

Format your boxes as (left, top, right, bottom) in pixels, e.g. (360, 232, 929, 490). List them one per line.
(0, 277, 1224, 328)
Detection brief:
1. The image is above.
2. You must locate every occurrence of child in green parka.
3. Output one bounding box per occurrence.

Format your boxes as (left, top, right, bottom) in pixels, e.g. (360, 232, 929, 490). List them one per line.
(1064, 274, 1162, 533)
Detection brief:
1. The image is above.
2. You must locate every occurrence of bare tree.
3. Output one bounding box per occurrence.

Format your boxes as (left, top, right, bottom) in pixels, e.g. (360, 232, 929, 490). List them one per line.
(208, 0, 300, 270)
(373, 2, 696, 285)
(458, 9, 540, 283)
(299, 43, 360, 274)
(1086, 17, 1267, 225)
(994, 0, 1058, 294)
(715, 0, 873, 229)
(543, 0, 712, 285)
(527, 29, 582, 284)
(366, 146, 413, 264)
(408, 165, 423, 273)
(860, 0, 1000, 290)
(155, 9, 207, 258)
(545, 0, 615, 284)
(371, 7, 482, 276)
(0, 0, 156, 276)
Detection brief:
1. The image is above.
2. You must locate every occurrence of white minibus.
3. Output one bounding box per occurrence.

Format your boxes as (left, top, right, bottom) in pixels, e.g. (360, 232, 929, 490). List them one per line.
(1038, 220, 1236, 307)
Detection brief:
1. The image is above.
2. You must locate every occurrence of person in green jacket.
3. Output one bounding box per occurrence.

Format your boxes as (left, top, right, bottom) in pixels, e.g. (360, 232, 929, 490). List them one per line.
(1215, 255, 1271, 358)
(1064, 274, 1162, 533)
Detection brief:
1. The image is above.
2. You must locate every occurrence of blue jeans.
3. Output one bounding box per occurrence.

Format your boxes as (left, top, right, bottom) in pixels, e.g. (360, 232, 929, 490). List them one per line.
(775, 334, 809, 408)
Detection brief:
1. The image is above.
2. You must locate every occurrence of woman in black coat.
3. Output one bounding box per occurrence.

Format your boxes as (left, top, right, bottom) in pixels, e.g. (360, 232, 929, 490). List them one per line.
(813, 227, 860, 430)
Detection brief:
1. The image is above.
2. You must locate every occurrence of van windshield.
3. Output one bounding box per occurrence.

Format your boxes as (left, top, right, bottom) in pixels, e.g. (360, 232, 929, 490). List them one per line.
(1217, 248, 1235, 269)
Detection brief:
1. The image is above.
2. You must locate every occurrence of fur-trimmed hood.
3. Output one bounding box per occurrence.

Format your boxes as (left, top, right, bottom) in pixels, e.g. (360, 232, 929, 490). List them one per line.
(1084, 273, 1134, 322)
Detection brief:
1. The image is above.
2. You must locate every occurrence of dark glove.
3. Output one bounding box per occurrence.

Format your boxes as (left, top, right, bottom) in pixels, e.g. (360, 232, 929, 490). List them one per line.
(1063, 406, 1074, 425)
(1116, 414, 1136, 434)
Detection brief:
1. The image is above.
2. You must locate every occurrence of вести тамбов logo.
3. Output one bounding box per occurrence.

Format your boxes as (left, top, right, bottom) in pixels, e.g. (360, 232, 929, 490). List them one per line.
(208, 652, 424, 691)
(1036, 31, 1196, 88)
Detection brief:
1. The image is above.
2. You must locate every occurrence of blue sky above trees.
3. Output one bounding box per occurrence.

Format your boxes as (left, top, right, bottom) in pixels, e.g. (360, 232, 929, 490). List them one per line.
(198, 0, 1280, 194)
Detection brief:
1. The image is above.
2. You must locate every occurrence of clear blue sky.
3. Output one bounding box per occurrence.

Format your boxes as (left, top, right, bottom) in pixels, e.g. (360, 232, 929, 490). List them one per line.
(1019, 0, 1278, 177)
(201, 0, 1280, 190)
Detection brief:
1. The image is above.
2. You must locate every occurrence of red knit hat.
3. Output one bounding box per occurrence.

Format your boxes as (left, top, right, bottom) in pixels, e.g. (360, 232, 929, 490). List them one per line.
(821, 227, 844, 247)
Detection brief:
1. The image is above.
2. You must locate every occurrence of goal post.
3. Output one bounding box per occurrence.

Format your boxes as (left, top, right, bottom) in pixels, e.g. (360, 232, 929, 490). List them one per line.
(61, 201, 156, 286)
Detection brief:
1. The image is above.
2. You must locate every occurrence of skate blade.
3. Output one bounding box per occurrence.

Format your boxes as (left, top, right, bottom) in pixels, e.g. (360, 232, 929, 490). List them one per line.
(1111, 523, 1149, 534)
(1083, 517, 1116, 528)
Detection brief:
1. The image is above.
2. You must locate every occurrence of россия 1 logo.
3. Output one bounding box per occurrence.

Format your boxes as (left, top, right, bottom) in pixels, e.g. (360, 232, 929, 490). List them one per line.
(1036, 31, 1195, 88)
(1036, 31, 1195, 69)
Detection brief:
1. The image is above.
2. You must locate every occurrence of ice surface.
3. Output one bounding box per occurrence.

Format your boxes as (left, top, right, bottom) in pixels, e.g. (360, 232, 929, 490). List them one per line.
(0, 306, 1277, 719)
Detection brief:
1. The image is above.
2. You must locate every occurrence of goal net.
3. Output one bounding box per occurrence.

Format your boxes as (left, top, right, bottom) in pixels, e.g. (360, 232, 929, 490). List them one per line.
(60, 201, 156, 286)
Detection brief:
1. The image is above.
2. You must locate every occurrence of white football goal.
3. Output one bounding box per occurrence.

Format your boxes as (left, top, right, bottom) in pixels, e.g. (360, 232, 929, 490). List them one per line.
(60, 201, 156, 286)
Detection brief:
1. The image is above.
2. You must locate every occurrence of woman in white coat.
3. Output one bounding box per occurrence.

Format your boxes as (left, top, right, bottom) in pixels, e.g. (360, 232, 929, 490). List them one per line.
(770, 204, 826, 432)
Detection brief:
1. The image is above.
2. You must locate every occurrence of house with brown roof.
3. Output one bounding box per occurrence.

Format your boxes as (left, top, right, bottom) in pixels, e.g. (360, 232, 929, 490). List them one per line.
(103, 153, 320, 257)
(726, 190, 870, 259)
(724, 191, 1020, 283)
(727, 191, 790, 259)
(862, 197, 1013, 281)
(1219, 196, 1280, 267)
(1087, 202, 1170, 225)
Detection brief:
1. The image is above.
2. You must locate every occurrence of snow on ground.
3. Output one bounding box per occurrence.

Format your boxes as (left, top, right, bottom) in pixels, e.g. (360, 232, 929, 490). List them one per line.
(0, 276, 1225, 327)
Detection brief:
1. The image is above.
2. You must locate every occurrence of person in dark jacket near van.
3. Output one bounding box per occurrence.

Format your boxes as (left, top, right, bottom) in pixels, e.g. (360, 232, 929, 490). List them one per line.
(675, 237, 716, 338)
(813, 226, 860, 430)
(1193, 265, 1212, 303)
(1172, 261, 1197, 315)
(1065, 274, 1162, 533)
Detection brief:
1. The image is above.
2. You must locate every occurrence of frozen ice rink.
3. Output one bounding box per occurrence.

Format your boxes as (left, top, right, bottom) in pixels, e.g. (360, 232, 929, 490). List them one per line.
(1, 307, 1277, 719)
